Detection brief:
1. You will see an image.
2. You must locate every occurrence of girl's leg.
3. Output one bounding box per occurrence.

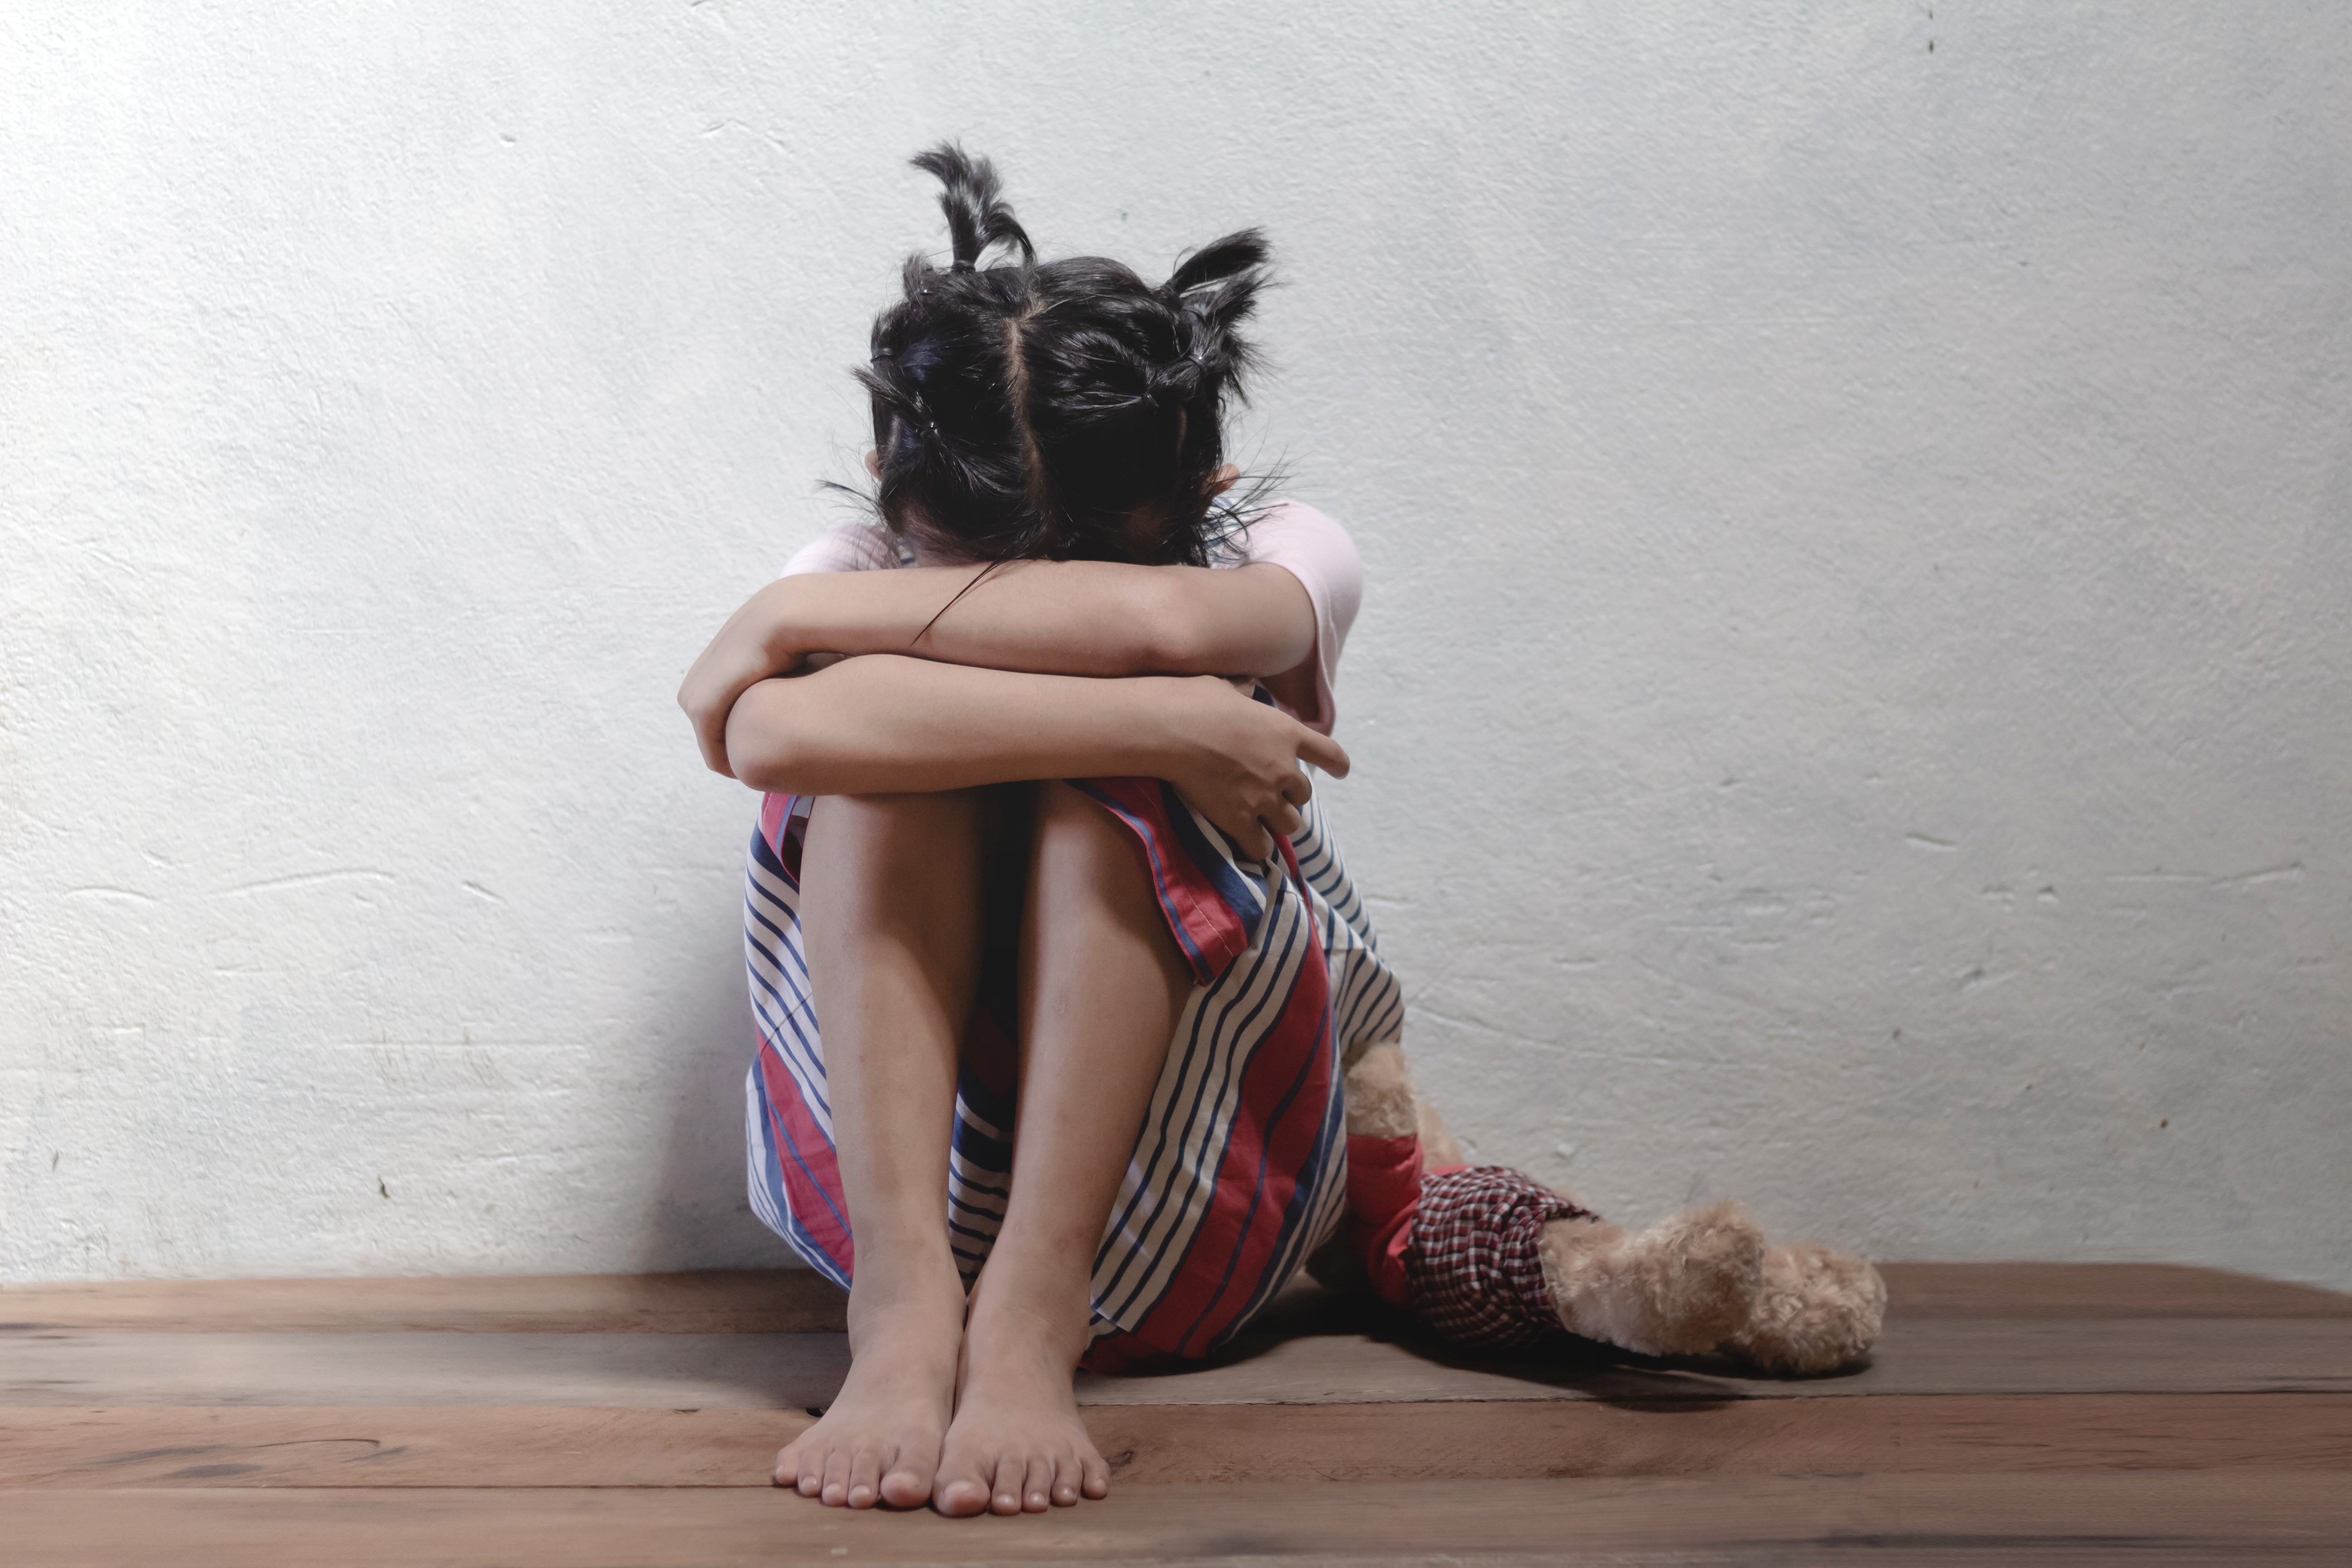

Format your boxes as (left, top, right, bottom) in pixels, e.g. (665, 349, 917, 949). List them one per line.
(776, 789, 992, 1510)
(933, 779, 1195, 1517)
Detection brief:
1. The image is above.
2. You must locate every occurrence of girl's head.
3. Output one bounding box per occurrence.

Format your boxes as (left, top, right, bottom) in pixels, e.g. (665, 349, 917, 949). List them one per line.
(857, 144, 1269, 568)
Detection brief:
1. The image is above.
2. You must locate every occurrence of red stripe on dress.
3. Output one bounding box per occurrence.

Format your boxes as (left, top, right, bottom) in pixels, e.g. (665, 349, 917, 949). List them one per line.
(757, 1042, 853, 1276)
(1119, 941, 1335, 1361)
(1077, 778, 1255, 982)
(1079, 1327, 1154, 1373)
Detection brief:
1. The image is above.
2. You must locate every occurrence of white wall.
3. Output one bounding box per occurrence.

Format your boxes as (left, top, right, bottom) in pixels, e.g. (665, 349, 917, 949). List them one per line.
(5, 4, 2347, 1288)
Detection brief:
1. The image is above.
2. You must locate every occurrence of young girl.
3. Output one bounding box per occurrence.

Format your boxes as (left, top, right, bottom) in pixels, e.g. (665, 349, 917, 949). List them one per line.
(678, 146, 1403, 1517)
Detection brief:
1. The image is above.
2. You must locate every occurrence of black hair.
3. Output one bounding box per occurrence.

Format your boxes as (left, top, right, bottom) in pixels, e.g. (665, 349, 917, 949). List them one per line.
(854, 143, 1271, 568)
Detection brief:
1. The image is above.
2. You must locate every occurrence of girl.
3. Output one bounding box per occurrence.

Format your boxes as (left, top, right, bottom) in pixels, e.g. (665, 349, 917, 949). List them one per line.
(679, 146, 1402, 1517)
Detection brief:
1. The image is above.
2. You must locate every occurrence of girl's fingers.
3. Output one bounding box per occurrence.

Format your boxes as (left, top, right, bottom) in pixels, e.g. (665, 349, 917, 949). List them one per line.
(1268, 801, 1303, 838)
(1299, 728, 1351, 778)
(1279, 771, 1312, 806)
(698, 718, 733, 776)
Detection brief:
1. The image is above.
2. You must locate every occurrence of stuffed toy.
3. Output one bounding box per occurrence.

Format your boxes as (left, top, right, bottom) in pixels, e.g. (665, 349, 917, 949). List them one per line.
(1323, 1042, 1886, 1374)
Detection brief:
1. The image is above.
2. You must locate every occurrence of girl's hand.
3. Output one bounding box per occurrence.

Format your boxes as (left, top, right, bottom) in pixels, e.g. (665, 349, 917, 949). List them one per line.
(1163, 676, 1352, 860)
(679, 581, 803, 777)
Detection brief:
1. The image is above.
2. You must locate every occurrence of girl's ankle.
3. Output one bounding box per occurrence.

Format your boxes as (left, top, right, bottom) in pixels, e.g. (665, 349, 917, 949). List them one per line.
(846, 1267, 966, 1339)
(962, 1284, 1092, 1374)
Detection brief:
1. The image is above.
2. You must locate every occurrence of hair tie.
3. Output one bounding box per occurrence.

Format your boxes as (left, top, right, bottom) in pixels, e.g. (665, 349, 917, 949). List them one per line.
(950, 259, 975, 274)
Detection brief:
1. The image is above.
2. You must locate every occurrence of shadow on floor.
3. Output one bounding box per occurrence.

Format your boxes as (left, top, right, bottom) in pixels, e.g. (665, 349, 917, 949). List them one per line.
(1127, 1275, 1872, 1408)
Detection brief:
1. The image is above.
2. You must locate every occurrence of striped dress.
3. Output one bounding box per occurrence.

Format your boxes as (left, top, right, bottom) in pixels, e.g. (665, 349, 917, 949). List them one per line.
(742, 769, 1403, 1370)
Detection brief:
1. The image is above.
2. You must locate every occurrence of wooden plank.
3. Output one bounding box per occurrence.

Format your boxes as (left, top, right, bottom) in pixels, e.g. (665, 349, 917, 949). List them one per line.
(0, 1271, 847, 1335)
(1089, 1391, 2352, 1485)
(1880, 1262, 2352, 1319)
(1789, 1316, 2352, 1398)
(0, 1330, 851, 1410)
(4, 1394, 2346, 1490)
(8, 1318, 2350, 1408)
(1, 1475, 2345, 1566)
(6, 1263, 2336, 1336)
(0, 1407, 806, 1490)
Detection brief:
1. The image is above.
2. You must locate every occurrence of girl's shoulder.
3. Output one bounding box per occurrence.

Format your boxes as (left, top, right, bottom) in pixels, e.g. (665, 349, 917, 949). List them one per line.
(1230, 499, 1362, 626)
(781, 518, 907, 577)
(1221, 498, 1354, 558)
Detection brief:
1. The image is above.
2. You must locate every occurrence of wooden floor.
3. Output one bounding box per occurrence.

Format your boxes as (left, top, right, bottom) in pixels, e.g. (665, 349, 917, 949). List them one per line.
(2, 1262, 2347, 1565)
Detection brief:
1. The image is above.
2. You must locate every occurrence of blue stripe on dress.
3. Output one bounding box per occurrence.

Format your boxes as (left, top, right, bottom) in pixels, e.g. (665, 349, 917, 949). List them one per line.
(1165, 996, 1332, 1352)
(746, 1055, 853, 1289)
(1093, 893, 1312, 1327)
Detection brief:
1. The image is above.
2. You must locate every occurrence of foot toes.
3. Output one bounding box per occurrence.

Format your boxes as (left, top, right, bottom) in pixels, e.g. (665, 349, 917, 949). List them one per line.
(879, 1455, 933, 1510)
(1051, 1446, 1089, 1506)
(846, 1449, 882, 1510)
(1021, 1454, 1056, 1513)
(787, 1442, 822, 1497)
(819, 1449, 852, 1508)
(989, 1454, 1027, 1516)
(933, 1466, 990, 1518)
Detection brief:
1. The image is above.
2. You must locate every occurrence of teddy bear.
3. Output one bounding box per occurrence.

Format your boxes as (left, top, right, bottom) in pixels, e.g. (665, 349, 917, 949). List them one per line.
(1319, 1041, 1886, 1375)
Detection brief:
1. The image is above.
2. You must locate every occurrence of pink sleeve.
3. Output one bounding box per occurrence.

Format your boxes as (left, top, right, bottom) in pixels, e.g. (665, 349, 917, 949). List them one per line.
(781, 519, 901, 577)
(1238, 501, 1362, 735)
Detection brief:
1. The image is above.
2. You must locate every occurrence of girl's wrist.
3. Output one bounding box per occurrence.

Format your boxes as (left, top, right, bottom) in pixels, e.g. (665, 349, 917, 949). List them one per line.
(759, 571, 933, 666)
(1136, 674, 1216, 779)
(757, 576, 819, 666)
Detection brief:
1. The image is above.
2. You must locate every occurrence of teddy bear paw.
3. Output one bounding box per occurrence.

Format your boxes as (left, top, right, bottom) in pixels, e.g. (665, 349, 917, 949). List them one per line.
(1721, 1242, 1886, 1375)
(1539, 1199, 1765, 1357)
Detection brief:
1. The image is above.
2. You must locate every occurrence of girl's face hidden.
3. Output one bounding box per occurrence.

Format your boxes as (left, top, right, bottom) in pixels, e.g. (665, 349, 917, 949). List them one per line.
(857, 450, 983, 568)
(863, 451, 1244, 569)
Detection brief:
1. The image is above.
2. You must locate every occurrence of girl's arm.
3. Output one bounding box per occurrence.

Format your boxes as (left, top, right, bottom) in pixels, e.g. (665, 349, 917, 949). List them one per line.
(681, 560, 1315, 776)
(724, 655, 1346, 859)
(788, 558, 1313, 675)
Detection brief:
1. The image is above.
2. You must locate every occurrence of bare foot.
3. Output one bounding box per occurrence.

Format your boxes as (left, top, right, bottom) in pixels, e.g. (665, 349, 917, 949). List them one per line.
(931, 1279, 1111, 1516)
(775, 1278, 962, 1509)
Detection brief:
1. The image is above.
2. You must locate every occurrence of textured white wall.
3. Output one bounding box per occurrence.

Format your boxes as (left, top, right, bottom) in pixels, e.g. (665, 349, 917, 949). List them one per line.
(4, 4, 2347, 1288)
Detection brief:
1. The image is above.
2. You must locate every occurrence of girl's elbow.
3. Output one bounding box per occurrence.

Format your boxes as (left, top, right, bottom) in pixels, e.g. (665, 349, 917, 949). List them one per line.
(724, 686, 819, 793)
(1135, 568, 1308, 675)
(725, 734, 801, 795)
(728, 746, 803, 796)
(1137, 579, 1219, 672)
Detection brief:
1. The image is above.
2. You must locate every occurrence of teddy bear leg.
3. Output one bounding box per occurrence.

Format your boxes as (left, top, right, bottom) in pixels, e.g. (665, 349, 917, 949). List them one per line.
(1320, 1043, 1427, 1302)
(1342, 1042, 1420, 1141)
(1534, 1200, 1766, 1358)
(1721, 1243, 1887, 1374)
(1415, 1095, 1465, 1168)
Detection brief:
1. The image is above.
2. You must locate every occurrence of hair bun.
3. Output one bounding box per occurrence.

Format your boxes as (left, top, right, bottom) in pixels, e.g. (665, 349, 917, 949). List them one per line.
(1160, 229, 1269, 403)
(910, 143, 1035, 273)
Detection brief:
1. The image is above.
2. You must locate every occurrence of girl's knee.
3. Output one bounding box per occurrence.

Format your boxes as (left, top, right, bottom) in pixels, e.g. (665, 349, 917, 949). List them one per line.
(1033, 781, 1170, 926)
(1033, 781, 1134, 863)
(1031, 778, 1094, 822)
(804, 789, 1009, 921)
(813, 787, 991, 839)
